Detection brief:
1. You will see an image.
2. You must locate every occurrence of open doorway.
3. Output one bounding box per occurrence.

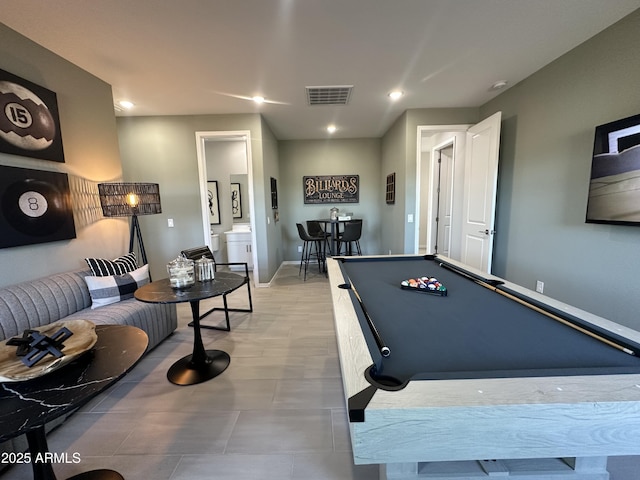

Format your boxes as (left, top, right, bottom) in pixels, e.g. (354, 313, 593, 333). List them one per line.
(416, 112, 501, 273)
(195, 131, 258, 283)
(416, 125, 469, 259)
(431, 139, 456, 258)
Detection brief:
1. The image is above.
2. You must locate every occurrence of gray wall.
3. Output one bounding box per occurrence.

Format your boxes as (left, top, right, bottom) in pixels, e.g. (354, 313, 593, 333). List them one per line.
(380, 109, 480, 254)
(259, 117, 283, 278)
(0, 23, 126, 287)
(479, 10, 640, 328)
(279, 138, 382, 260)
(116, 113, 284, 284)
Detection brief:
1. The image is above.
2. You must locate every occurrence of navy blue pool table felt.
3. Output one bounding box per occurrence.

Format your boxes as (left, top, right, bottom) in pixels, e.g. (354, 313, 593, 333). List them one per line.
(337, 255, 640, 393)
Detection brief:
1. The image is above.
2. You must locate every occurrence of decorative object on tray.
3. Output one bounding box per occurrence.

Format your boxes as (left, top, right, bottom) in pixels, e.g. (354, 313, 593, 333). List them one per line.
(401, 277, 447, 296)
(0, 319, 97, 382)
(7, 325, 73, 367)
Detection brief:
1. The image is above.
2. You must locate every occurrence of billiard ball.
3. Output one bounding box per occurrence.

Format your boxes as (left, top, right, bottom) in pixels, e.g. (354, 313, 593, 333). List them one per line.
(0, 80, 56, 151)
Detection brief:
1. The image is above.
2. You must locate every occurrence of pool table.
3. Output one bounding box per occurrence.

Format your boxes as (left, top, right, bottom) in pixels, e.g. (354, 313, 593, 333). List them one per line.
(328, 254, 640, 480)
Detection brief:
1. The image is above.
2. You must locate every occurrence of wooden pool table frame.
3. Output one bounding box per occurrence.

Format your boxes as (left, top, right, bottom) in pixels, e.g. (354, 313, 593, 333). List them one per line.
(328, 255, 640, 480)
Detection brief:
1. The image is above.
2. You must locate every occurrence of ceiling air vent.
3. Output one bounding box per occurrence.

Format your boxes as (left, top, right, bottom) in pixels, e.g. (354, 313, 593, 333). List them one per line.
(306, 85, 353, 105)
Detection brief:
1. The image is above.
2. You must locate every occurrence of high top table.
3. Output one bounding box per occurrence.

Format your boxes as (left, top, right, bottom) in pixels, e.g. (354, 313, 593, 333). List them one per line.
(135, 272, 248, 386)
(0, 324, 148, 480)
(311, 218, 361, 256)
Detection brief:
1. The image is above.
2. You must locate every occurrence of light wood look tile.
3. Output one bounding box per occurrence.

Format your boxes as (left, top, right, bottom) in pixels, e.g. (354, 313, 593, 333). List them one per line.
(2, 265, 638, 479)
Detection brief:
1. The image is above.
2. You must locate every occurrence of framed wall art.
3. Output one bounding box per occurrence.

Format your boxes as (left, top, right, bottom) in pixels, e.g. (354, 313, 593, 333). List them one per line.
(0, 165, 76, 248)
(386, 172, 396, 204)
(303, 175, 359, 204)
(207, 180, 220, 225)
(0, 68, 65, 162)
(270, 177, 278, 209)
(231, 182, 242, 218)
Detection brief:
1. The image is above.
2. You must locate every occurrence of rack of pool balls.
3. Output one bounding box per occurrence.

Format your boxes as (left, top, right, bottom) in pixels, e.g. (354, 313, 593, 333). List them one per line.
(401, 276, 447, 296)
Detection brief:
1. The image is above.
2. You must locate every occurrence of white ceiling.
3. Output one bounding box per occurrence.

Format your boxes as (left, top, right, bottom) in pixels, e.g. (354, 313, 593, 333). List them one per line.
(2, 0, 639, 140)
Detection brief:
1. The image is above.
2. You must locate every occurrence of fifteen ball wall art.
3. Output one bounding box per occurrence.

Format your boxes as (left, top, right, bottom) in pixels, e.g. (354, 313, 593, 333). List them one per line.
(0, 68, 65, 163)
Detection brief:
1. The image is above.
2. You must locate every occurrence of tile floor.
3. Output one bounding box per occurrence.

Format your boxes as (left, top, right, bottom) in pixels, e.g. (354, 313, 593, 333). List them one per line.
(3, 264, 639, 479)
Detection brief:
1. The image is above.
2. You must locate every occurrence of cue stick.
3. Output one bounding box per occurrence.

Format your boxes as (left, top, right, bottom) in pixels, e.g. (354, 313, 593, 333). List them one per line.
(438, 262, 636, 356)
(340, 281, 391, 357)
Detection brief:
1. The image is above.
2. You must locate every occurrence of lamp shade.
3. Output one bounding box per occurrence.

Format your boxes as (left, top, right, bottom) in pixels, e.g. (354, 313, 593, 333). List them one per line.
(98, 182, 162, 217)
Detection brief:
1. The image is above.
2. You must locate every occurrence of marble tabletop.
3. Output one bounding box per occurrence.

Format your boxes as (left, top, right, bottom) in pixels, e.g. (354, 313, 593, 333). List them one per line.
(0, 324, 148, 443)
(134, 272, 247, 305)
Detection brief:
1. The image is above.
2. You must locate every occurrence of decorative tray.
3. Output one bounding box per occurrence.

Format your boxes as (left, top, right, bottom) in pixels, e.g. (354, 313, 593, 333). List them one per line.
(0, 319, 97, 382)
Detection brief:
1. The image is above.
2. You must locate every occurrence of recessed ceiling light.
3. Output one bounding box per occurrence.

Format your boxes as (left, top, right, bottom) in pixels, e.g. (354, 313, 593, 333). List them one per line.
(490, 81, 508, 91)
(118, 100, 135, 109)
(252, 96, 265, 104)
(388, 90, 404, 100)
(327, 125, 337, 134)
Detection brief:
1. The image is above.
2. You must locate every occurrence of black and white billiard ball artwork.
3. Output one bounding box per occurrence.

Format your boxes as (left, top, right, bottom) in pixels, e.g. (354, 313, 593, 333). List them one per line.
(0, 165, 76, 249)
(0, 68, 65, 163)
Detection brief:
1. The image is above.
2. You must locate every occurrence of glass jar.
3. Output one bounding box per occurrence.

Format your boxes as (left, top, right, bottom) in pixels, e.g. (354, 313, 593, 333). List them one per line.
(167, 255, 195, 289)
(330, 207, 339, 220)
(195, 256, 215, 282)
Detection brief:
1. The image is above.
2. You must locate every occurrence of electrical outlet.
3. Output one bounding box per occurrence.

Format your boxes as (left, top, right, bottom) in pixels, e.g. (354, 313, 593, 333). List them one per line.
(536, 280, 544, 294)
(167, 218, 174, 228)
(297, 245, 303, 253)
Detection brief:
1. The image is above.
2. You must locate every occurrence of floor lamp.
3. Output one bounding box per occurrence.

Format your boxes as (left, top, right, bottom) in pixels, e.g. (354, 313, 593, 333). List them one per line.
(98, 182, 162, 266)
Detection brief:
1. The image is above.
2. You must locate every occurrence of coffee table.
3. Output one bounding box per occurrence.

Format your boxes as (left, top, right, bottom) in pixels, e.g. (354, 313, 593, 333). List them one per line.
(134, 272, 248, 386)
(0, 324, 148, 480)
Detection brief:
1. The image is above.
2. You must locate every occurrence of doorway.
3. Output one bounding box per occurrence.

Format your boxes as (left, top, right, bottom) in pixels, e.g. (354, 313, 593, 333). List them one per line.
(416, 112, 501, 273)
(432, 139, 455, 258)
(195, 131, 257, 282)
(417, 125, 469, 259)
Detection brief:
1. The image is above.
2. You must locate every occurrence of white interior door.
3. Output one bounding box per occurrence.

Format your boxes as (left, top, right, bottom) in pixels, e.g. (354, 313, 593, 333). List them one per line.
(434, 144, 454, 257)
(460, 111, 502, 273)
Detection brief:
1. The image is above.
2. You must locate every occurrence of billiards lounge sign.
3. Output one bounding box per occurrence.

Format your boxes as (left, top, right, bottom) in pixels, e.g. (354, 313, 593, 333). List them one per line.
(0, 68, 65, 163)
(303, 175, 359, 204)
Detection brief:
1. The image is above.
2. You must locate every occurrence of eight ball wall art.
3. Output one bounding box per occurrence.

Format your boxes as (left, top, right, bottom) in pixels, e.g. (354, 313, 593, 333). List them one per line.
(0, 165, 76, 249)
(0, 68, 65, 162)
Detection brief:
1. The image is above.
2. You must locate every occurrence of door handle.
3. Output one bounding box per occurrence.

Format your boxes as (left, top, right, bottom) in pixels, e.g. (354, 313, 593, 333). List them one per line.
(478, 229, 496, 235)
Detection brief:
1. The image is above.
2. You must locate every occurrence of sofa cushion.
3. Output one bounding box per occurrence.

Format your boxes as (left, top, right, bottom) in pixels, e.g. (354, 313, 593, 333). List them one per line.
(0, 270, 93, 341)
(85, 252, 138, 276)
(85, 265, 149, 309)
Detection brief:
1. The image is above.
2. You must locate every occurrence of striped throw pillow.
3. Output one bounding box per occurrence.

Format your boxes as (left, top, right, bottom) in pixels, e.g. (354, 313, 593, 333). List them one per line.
(85, 252, 138, 276)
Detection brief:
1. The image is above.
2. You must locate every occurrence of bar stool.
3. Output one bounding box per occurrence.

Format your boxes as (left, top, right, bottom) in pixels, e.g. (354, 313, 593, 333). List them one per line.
(337, 220, 362, 256)
(306, 220, 331, 261)
(296, 223, 324, 280)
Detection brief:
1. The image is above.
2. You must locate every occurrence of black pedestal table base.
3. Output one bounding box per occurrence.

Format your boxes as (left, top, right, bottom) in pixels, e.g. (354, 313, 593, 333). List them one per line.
(135, 275, 249, 386)
(68, 470, 124, 480)
(167, 349, 230, 385)
(28, 426, 123, 480)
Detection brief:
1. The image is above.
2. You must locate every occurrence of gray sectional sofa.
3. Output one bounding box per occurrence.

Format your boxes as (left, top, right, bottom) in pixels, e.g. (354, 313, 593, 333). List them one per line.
(0, 267, 177, 465)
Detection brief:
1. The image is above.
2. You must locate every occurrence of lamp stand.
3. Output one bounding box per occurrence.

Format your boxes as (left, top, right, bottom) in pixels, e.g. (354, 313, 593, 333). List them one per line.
(129, 214, 148, 267)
